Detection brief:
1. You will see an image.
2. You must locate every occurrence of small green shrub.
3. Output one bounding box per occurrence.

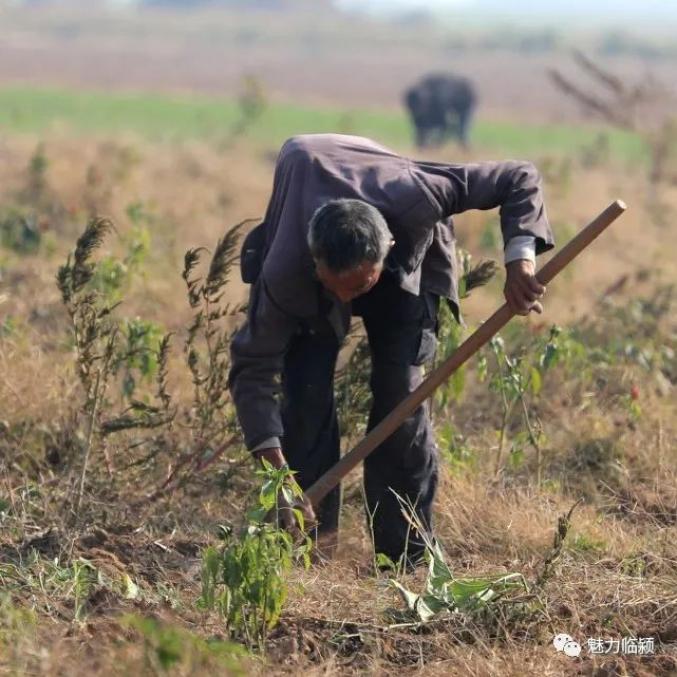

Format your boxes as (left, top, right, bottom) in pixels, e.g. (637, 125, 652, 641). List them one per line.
(198, 462, 312, 649)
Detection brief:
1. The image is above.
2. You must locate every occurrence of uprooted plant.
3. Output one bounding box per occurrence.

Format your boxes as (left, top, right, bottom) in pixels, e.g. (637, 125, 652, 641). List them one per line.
(389, 494, 582, 628)
(389, 495, 531, 625)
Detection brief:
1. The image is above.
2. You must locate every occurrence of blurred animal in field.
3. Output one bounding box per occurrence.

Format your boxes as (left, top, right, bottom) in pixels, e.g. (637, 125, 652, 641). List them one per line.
(404, 73, 477, 149)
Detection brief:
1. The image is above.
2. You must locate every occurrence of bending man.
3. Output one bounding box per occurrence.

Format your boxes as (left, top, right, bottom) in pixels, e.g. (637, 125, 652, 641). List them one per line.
(228, 134, 553, 565)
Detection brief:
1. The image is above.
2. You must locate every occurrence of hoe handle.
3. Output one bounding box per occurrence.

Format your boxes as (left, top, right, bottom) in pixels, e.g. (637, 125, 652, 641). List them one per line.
(305, 200, 627, 505)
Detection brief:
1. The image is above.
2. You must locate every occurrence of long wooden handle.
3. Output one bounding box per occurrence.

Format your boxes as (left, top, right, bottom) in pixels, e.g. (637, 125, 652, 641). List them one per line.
(305, 199, 627, 505)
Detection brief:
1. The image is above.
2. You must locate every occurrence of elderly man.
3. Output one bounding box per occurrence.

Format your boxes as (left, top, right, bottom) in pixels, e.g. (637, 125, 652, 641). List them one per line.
(228, 133, 553, 565)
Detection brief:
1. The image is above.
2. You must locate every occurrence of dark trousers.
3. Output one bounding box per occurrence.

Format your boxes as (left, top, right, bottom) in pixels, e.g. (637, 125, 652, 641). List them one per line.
(280, 273, 439, 562)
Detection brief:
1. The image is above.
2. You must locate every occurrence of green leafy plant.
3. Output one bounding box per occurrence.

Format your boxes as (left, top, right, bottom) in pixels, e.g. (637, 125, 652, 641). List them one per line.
(198, 462, 312, 650)
(436, 421, 476, 474)
(479, 324, 582, 484)
(114, 317, 165, 399)
(480, 335, 544, 480)
(88, 217, 150, 303)
(431, 251, 498, 419)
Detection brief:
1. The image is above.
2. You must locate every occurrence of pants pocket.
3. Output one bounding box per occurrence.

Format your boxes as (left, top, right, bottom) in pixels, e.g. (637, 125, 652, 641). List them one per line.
(412, 293, 439, 366)
(413, 326, 437, 366)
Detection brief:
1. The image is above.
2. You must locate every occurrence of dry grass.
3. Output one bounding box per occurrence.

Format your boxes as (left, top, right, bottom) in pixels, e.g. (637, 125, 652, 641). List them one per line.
(0, 130, 675, 676)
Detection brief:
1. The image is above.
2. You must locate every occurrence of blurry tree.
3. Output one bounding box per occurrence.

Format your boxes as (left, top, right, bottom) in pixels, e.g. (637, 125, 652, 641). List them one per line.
(549, 51, 676, 185)
(220, 75, 267, 147)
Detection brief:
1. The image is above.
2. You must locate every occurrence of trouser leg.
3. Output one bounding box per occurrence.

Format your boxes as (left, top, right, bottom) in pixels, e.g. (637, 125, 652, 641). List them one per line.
(354, 275, 440, 564)
(280, 326, 341, 538)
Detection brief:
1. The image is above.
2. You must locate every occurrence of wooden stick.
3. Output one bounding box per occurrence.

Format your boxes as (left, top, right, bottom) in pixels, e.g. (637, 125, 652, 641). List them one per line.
(305, 200, 627, 505)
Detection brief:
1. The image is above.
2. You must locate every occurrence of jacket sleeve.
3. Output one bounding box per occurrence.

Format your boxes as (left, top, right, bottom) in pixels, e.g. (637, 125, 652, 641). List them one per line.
(416, 160, 554, 255)
(228, 277, 298, 451)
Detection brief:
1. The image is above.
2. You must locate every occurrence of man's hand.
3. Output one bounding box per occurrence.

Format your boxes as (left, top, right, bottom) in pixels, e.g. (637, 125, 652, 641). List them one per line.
(504, 259, 546, 316)
(256, 446, 317, 532)
(277, 483, 317, 534)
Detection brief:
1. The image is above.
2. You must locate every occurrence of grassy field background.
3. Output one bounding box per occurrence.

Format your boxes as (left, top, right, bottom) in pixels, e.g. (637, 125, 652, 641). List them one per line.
(0, 86, 649, 162)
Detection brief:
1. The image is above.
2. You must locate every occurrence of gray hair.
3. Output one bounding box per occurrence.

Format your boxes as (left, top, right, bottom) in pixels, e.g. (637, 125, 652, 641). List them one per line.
(307, 199, 392, 273)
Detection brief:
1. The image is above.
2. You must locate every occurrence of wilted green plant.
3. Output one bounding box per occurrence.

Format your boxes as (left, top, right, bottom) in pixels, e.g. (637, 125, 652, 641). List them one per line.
(198, 461, 312, 650)
(390, 498, 529, 623)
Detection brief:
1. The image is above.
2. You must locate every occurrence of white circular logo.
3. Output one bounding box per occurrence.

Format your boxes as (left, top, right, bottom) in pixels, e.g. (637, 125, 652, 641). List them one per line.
(553, 633, 573, 652)
(563, 640, 582, 658)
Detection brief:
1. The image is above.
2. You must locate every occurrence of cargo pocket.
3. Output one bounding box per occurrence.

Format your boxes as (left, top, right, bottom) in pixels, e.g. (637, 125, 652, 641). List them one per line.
(413, 327, 437, 366)
(412, 293, 439, 366)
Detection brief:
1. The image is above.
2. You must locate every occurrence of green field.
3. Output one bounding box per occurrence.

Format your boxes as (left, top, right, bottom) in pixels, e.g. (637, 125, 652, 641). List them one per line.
(0, 86, 647, 162)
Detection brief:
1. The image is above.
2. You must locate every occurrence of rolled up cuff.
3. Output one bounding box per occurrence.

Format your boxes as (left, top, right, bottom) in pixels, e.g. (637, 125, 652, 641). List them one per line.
(504, 236, 536, 265)
(251, 436, 282, 454)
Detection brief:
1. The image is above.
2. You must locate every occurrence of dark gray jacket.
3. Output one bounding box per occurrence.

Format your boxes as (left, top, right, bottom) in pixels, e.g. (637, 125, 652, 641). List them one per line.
(229, 134, 553, 450)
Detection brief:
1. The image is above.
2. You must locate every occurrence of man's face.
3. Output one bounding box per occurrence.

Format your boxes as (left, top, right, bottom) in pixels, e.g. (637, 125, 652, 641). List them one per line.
(315, 259, 383, 303)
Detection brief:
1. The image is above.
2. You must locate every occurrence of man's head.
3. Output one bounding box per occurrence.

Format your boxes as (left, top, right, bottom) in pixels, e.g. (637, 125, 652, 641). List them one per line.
(307, 199, 393, 303)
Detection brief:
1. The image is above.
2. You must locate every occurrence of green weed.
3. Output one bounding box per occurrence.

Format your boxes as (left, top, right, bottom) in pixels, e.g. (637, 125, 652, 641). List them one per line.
(0, 551, 140, 623)
(123, 614, 246, 674)
(198, 462, 312, 650)
(55, 215, 254, 512)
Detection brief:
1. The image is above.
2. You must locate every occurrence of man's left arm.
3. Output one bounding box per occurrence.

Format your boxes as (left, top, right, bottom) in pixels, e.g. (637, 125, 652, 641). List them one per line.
(418, 160, 554, 315)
